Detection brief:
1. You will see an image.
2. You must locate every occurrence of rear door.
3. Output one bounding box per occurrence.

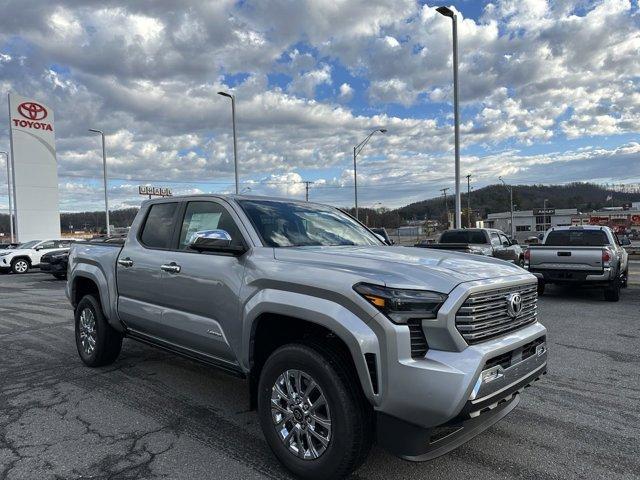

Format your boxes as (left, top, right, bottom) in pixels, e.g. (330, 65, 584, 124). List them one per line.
(116, 201, 181, 334)
(158, 199, 248, 362)
(497, 232, 518, 262)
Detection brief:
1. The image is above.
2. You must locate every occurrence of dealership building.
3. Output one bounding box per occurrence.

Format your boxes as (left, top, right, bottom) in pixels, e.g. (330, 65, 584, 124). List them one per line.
(483, 205, 640, 240)
(483, 208, 578, 240)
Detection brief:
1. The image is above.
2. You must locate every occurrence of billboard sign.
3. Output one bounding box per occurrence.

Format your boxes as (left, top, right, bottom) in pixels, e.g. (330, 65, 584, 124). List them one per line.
(8, 93, 60, 241)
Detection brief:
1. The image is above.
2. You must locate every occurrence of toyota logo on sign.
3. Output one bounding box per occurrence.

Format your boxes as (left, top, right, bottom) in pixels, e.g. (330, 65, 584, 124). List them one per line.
(18, 102, 48, 121)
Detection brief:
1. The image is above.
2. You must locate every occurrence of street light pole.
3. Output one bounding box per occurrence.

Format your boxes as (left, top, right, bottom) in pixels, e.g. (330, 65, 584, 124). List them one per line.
(88, 129, 110, 236)
(466, 173, 471, 228)
(499, 177, 514, 239)
(437, 6, 461, 229)
(1, 151, 13, 243)
(218, 91, 239, 194)
(353, 128, 387, 220)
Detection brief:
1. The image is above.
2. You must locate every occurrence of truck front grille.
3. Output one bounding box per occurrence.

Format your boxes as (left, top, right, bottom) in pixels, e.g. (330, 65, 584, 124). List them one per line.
(455, 283, 538, 344)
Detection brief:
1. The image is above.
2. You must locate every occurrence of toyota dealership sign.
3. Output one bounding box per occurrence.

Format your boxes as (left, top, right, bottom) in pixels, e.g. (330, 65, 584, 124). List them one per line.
(8, 93, 61, 241)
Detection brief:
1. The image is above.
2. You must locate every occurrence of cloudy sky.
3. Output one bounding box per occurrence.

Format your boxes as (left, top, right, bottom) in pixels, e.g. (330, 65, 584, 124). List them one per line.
(1, 0, 639, 212)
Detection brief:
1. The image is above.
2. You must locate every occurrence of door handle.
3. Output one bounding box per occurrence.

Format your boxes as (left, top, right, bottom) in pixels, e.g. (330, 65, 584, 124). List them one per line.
(160, 262, 181, 274)
(118, 257, 134, 268)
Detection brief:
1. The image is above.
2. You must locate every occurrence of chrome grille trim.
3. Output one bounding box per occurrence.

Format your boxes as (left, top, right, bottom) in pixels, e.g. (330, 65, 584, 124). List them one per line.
(455, 283, 538, 344)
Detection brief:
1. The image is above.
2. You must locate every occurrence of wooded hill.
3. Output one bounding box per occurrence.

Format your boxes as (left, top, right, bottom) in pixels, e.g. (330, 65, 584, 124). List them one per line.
(0, 183, 638, 235)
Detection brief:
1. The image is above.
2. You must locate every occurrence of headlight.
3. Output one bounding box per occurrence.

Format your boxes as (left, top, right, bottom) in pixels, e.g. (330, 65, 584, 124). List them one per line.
(354, 283, 447, 324)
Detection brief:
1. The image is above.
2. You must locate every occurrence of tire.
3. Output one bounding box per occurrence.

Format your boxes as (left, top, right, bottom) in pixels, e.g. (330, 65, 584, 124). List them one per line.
(53, 273, 67, 280)
(604, 277, 621, 302)
(537, 280, 545, 296)
(257, 343, 373, 480)
(75, 294, 122, 367)
(11, 258, 30, 274)
(621, 267, 629, 288)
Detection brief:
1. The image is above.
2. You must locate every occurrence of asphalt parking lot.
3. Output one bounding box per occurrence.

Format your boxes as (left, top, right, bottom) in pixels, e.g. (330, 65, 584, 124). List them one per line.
(1, 266, 639, 480)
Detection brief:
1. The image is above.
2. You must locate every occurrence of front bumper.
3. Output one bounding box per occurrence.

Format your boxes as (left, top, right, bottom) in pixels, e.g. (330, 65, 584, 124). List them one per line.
(377, 332, 547, 460)
(39, 262, 66, 273)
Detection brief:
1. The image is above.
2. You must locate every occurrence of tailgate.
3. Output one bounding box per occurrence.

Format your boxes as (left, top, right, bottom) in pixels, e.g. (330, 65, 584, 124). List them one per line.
(528, 246, 604, 271)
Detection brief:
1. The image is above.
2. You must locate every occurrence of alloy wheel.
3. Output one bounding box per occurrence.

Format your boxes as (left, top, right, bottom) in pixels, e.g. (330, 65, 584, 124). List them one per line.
(79, 308, 97, 356)
(270, 369, 332, 460)
(14, 260, 28, 273)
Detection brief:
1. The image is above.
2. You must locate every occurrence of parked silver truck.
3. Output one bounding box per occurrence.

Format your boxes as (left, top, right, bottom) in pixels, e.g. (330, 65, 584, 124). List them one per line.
(415, 228, 525, 266)
(525, 225, 629, 301)
(67, 195, 547, 479)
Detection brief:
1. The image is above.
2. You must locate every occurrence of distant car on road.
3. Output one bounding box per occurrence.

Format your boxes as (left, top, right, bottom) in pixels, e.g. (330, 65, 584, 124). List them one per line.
(415, 228, 525, 266)
(525, 226, 629, 301)
(0, 239, 77, 274)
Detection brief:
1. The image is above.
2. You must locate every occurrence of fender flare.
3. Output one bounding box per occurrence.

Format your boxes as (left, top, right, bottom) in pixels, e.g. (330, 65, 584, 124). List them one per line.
(70, 264, 123, 333)
(241, 288, 381, 404)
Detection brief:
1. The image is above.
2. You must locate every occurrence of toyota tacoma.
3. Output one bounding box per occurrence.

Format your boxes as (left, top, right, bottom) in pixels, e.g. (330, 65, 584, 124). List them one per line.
(67, 195, 547, 479)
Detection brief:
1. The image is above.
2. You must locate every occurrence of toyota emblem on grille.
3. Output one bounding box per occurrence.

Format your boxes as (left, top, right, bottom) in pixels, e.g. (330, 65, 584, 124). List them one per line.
(506, 292, 523, 318)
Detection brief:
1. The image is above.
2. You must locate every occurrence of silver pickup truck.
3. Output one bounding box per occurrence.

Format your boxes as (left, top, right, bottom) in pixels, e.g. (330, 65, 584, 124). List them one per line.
(525, 225, 629, 301)
(67, 195, 547, 479)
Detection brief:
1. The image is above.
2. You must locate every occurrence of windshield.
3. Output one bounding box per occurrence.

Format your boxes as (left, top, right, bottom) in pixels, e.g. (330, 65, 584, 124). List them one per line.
(17, 240, 40, 249)
(544, 230, 609, 246)
(239, 200, 382, 247)
(440, 230, 488, 244)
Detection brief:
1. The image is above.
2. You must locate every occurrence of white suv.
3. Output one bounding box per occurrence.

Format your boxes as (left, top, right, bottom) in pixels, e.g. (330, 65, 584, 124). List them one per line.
(0, 239, 76, 274)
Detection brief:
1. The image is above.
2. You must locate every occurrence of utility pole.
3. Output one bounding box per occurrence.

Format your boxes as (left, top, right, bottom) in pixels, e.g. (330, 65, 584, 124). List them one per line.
(465, 174, 472, 228)
(499, 177, 514, 239)
(303, 181, 312, 201)
(441, 187, 450, 229)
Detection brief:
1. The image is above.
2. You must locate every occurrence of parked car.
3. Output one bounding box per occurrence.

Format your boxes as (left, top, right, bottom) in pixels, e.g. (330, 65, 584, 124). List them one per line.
(40, 249, 71, 280)
(370, 227, 393, 245)
(415, 228, 525, 266)
(525, 226, 629, 301)
(67, 195, 547, 479)
(0, 239, 77, 274)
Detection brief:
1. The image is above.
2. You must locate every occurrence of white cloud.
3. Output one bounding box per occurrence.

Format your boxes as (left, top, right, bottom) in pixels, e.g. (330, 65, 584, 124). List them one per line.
(338, 83, 353, 101)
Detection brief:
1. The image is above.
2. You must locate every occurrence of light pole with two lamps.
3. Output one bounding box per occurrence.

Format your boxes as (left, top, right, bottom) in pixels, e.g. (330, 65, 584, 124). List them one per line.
(353, 129, 386, 221)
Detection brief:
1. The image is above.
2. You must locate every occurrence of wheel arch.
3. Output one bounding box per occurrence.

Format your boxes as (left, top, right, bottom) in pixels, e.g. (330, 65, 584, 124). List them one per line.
(243, 290, 381, 409)
(70, 268, 123, 333)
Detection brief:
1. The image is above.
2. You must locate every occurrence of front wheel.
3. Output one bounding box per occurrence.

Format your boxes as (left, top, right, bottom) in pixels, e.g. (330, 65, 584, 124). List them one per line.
(53, 273, 67, 280)
(257, 343, 372, 480)
(11, 258, 29, 274)
(75, 294, 123, 367)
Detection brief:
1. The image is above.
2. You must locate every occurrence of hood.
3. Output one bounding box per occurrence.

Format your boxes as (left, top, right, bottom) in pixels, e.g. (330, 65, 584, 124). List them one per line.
(274, 245, 527, 293)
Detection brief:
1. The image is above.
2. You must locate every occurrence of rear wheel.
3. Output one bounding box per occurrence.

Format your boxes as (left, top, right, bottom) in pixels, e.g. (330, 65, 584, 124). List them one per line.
(11, 258, 29, 274)
(604, 277, 621, 302)
(75, 294, 122, 367)
(621, 267, 628, 288)
(257, 343, 372, 480)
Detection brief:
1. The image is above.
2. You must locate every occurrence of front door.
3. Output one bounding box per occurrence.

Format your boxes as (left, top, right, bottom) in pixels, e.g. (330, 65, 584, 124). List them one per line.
(158, 200, 248, 363)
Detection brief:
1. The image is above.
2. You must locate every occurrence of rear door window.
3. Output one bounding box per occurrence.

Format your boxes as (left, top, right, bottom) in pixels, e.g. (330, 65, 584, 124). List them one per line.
(440, 231, 488, 244)
(544, 230, 609, 246)
(140, 202, 179, 249)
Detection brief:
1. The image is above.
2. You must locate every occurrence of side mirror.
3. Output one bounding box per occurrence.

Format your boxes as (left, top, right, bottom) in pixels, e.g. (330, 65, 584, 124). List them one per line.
(511, 239, 519, 245)
(35, 246, 42, 251)
(373, 233, 386, 244)
(187, 230, 245, 255)
(502, 241, 510, 247)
